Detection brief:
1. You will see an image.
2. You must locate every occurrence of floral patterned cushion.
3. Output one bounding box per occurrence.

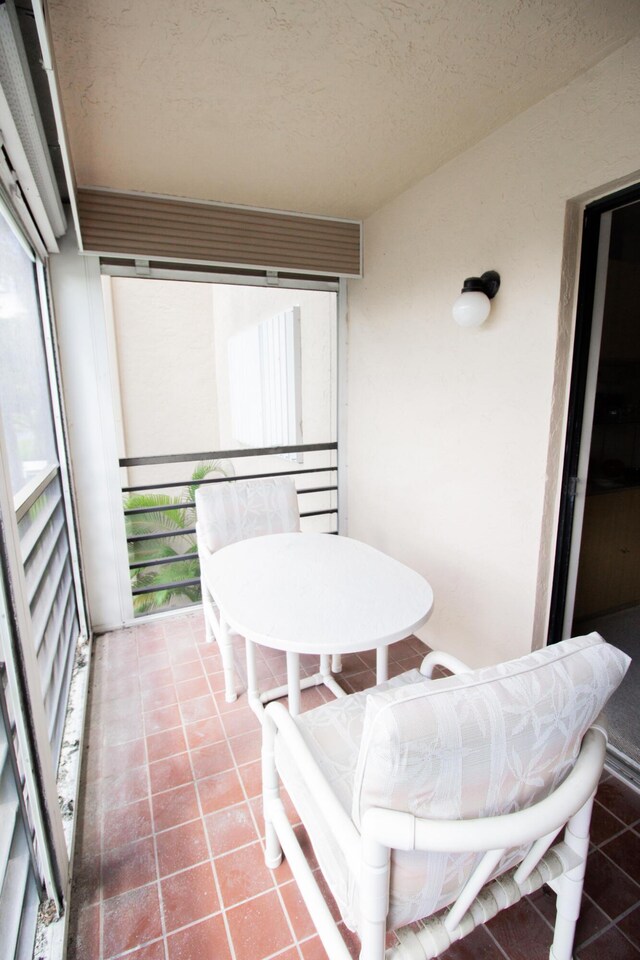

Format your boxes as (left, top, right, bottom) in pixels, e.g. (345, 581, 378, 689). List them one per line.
(274, 670, 424, 930)
(352, 632, 630, 928)
(277, 634, 629, 934)
(195, 476, 300, 553)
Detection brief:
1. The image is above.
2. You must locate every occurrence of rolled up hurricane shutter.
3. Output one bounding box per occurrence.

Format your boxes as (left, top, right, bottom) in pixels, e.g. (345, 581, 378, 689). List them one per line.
(77, 188, 362, 277)
(0, 1, 66, 256)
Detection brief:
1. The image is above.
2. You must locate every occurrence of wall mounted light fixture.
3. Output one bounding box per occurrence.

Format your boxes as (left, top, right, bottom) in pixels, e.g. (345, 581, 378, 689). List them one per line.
(452, 270, 501, 327)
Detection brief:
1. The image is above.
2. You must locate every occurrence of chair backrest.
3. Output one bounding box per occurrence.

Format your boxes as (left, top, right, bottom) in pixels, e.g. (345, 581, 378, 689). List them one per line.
(352, 633, 629, 927)
(195, 476, 300, 553)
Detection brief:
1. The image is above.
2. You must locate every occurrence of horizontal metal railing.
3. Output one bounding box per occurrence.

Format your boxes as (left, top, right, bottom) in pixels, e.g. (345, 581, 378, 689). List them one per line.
(120, 443, 338, 612)
(122, 464, 337, 495)
(120, 442, 336, 468)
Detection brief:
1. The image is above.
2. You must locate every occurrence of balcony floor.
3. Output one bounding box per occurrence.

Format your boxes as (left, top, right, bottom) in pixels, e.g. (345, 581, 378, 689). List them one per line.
(68, 612, 640, 960)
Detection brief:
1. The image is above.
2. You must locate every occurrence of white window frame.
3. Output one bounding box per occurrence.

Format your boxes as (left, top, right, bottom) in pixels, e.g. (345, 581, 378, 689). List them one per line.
(0, 404, 68, 909)
(0, 206, 87, 914)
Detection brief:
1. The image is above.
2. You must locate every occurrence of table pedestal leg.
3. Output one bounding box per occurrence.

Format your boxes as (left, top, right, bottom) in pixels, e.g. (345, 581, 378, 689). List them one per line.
(319, 654, 347, 700)
(246, 639, 259, 703)
(376, 646, 388, 685)
(320, 654, 331, 680)
(286, 652, 301, 716)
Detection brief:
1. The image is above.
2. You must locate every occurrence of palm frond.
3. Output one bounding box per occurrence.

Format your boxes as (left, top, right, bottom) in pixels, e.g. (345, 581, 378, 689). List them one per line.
(123, 492, 178, 511)
(185, 459, 233, 505)
(134, 581, 201, 614)
(126, 460, 233, 617)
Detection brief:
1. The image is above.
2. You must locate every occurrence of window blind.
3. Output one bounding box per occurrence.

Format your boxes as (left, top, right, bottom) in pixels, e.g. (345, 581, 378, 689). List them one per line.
(228, 307, 303, 461)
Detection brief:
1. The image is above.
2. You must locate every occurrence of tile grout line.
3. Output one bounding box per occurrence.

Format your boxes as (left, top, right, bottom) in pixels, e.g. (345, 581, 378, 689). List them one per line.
(189, 628, 240, 960)
(575, 895, 640, 954)
(230, 638, 338, 960)
(221, 640, 272, 860)
(95, 647, 108, 960)
(110, 934, 166, 960)
(99, 634, 129, 959)
(205, 632, 307, 959)
(100, 633, 148, 950)
(527, 893, 555, 934)
(272, 869, 307, 959)
(101, 877, 311, 950)
(138, 630, 172, 960)
(575, 919, 619, 954)
(102, 611, 167, 960)
(596, 841, 640, 893)
(82, 620, 640, 960)
(482, 921, 519, 960)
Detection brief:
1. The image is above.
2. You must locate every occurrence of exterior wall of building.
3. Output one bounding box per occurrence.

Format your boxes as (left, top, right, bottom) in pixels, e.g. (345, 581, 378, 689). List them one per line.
(346, 38, 640, 667)
(105, 276, 219, 486)
(210, 284, 338, 531)
(106, 278, 337, 484)
(211, 284, 336, 449)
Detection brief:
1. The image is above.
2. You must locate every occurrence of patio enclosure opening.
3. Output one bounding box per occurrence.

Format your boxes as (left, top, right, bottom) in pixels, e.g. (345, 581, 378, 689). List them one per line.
(100, 273, 339, 617)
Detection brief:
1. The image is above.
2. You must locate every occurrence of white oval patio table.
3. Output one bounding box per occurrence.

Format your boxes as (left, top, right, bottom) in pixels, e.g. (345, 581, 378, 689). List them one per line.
(202, 532, 434, 716)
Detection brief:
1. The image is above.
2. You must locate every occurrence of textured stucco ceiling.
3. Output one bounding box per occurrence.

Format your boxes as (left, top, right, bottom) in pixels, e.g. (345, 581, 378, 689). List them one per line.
(47, 0, 640, 219)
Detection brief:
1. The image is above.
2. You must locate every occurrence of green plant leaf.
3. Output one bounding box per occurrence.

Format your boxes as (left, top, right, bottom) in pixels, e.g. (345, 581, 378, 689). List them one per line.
(125, 460, 231, 617)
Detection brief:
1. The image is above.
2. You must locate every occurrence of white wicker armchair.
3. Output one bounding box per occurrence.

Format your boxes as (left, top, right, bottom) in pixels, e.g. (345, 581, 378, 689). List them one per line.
(196, 476, 300, 702)
(261, 633, 630, 960)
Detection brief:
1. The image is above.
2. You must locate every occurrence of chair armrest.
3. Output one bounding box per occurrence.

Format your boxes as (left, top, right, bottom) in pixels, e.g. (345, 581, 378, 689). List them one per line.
(264, 702, 361, 865)
(362, 725, 607, 853)
(419, 649, 473, 678)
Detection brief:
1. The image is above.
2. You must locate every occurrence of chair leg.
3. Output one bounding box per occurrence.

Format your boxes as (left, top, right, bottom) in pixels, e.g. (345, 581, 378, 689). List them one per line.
(359, 834, 390, 960)
(262, 711, 283, 869)
(218, 617, 237, 703)
(376, 647, 389, 684)
(246, 638, 259, 702)
(320, 654, 331, 680)
(286, 651, 301, 716)
(331, 654, 342, 673)
(200, 575, 215, 643)
(549, 795, 595, 960)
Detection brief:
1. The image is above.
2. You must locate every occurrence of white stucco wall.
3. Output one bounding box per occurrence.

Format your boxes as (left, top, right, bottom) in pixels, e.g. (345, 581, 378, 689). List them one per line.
(106, 279, 336, 472)
(211, 285, 336, 449)
(107, 277, 219, 468)
(49, 233, 134, 628)
(346, 38, 640, 668)
(105, 277, 337, 524)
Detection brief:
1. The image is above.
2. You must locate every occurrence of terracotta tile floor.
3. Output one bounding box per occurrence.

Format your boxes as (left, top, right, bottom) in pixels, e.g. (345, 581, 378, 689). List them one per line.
(68, 611, 640, 960)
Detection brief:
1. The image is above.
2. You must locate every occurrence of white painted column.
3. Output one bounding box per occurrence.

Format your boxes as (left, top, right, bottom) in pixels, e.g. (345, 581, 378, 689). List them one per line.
(48, 226, 133, 630)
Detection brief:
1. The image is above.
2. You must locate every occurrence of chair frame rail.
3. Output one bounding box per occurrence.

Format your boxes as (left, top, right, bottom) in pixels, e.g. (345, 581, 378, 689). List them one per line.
(261, 650, 608, 960)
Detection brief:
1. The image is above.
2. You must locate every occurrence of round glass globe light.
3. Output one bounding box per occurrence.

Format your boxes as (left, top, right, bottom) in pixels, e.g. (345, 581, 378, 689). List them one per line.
(452, 290, 491, 327)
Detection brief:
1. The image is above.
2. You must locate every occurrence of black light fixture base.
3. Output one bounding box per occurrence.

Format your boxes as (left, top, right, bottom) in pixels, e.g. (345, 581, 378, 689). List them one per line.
(480, 270, 501, 299)
(460, 270, 501, 299)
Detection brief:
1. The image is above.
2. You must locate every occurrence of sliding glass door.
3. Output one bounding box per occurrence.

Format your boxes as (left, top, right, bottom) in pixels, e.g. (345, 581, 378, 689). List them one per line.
(0, 210, 81, 761)
(0, 205, 85, 948)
